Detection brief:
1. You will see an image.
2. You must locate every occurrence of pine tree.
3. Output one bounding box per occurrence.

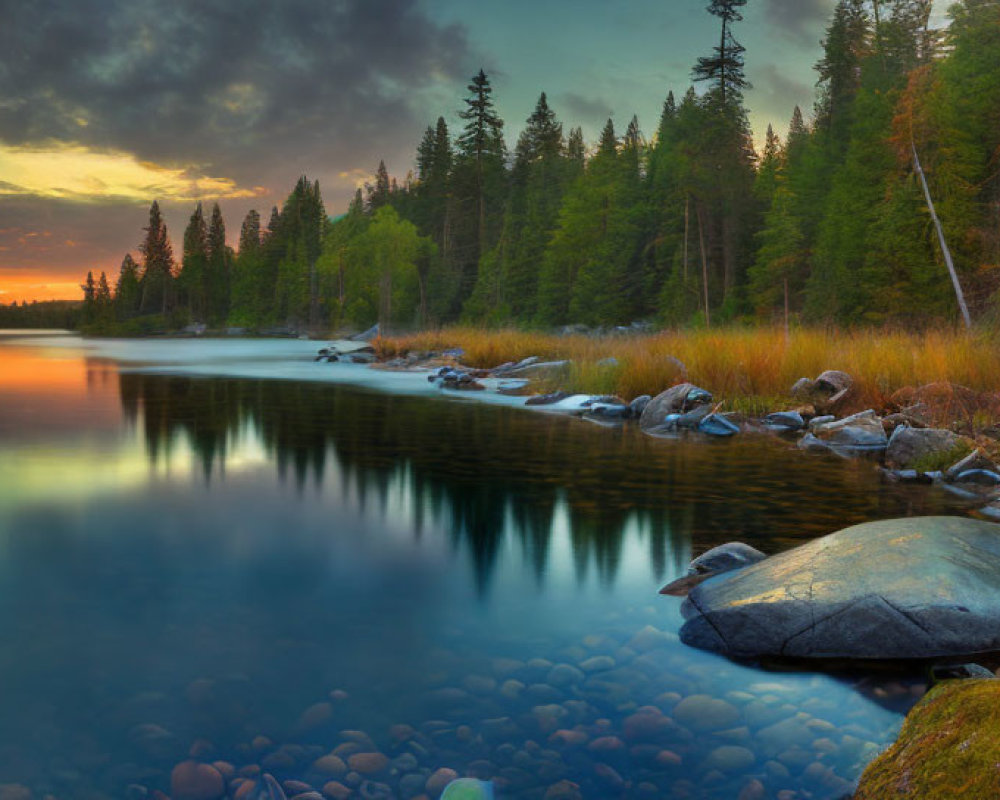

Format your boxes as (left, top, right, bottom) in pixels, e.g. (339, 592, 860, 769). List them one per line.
(452, 69, 507, 303)
(689, 0, 758, 319)
(95, 271, 113, 324)
(230, 209, 262, 325)
(114, 254, 141, 321)
(138, 200, 175, 315)
(206, 203, 229, 324)
(467, 92, 569, 321)
(815, 0, 870, 151)
(179, 202, 208, 320)
(566, 127, 586, 167)
(367, 160, 392, 212)
(693, 0, 751, 107)
(80, 270, 96, 325)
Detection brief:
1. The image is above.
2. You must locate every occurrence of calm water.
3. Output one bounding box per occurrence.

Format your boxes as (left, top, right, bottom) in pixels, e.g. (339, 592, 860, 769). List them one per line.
(0, 333, 972, 800)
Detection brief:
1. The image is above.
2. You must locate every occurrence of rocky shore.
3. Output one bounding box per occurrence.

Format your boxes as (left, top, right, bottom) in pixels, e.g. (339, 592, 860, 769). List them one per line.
(314, 342, 1000, 521)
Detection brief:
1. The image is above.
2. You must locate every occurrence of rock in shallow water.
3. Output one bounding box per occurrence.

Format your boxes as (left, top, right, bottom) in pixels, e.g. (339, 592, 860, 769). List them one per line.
(674, 516, 1000, 660)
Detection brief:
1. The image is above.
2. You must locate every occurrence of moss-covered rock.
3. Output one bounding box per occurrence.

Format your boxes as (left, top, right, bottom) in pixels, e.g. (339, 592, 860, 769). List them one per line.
(855, 679, 1000, 799)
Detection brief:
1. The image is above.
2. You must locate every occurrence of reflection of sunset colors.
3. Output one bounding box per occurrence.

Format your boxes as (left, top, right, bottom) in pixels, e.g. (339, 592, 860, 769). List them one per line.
(0, 344, 121, 435)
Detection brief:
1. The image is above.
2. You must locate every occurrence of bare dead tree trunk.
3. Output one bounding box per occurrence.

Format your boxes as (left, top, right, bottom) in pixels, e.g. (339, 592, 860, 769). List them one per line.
(697, 204, 711, 328)
(913, 141, 972, 330)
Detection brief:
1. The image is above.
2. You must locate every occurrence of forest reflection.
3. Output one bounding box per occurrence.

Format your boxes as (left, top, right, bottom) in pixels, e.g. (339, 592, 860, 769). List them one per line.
(116, 371, 963, 592)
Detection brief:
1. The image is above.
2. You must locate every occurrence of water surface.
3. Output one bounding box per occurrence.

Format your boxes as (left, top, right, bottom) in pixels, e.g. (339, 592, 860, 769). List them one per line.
(0, 333, 970, 799)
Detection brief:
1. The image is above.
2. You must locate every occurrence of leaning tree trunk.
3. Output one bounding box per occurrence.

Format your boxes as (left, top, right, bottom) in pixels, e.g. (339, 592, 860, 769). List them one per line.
(912, 142, 972, 330)
(697, 204, 711, 328)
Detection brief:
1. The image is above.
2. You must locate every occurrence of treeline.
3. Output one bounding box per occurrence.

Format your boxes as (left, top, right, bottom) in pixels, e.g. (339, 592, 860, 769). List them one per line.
(81, 0, 1000, 333)
(0, 300, 80, 329)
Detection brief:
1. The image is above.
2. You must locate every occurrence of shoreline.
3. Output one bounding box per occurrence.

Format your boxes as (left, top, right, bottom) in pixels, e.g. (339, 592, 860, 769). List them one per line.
(47, 332, 1000, 524)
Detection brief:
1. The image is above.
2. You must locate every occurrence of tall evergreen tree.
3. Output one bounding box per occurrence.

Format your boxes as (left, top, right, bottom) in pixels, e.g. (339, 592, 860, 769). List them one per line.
(815, 0, 870, 151)
(467, 92, 569, 321)
(179, 202, 208, 320)
(230, 209, 262, 325)
(690, 0, 758, 318)
(693, 0, 751, 107)
(80, 270, 96, 325)
(138, 200, 175, 315)
(367, 160, 392, 212)
(206, 203, 230, 324)
(95, 271, 113, 324)
(452, 69, 507, 303)
(114, 254, 141, 321)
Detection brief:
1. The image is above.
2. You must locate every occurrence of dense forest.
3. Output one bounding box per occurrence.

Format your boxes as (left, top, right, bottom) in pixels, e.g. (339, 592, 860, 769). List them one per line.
(79, 0, 1000, 334)
(0, 300, 80, 329)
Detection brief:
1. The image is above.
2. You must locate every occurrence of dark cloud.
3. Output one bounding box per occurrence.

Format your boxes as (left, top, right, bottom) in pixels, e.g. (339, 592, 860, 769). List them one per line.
(0, 0, 471, 198)
(762, 0, 834, 44)
(559, 92, 614, 124)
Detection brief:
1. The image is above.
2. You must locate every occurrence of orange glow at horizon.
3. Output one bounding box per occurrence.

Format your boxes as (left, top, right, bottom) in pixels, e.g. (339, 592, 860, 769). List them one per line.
(0, 277, 84, 303)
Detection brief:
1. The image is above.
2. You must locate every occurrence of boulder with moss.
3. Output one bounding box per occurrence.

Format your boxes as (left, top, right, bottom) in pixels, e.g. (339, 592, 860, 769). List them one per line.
(886, 426, 974, 471)
(855, 678, 1000, 799)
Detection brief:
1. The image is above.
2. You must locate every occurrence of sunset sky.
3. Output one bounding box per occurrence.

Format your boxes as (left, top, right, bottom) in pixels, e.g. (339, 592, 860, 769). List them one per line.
(0, 0, 949, 303)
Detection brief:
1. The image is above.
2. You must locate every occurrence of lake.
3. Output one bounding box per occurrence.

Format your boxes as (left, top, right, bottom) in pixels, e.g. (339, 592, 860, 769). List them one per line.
(0, 332, 970, 800)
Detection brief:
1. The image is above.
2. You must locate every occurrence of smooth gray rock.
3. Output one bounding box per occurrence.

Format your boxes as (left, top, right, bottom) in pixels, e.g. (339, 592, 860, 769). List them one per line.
(763, 412, 805, 433)
(886, 426, 966, 469)
(811, 410, 887, 452)
(628, 395, 652, 418)
(675, 517, 1000, 660)
(640, 383, 713, 432)
(699, 413, 740, 437)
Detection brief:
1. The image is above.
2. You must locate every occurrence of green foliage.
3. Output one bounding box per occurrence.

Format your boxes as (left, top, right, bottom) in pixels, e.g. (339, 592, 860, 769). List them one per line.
(177, 202, 208, 320)
(337, 206, 428, 329)
(138, 201, 175, 315)
(74, 0, 1000, 335)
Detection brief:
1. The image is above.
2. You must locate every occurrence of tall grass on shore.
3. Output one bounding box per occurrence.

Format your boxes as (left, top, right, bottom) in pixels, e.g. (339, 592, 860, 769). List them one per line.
(377, 327, 1000, 415)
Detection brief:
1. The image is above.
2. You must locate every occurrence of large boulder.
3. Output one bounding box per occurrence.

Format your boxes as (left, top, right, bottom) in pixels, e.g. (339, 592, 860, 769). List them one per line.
(885, 426, 972, 470)
(640, 383, 713, 432)
(855, 679, 1000, 799)
(673, 516, 1000, 660)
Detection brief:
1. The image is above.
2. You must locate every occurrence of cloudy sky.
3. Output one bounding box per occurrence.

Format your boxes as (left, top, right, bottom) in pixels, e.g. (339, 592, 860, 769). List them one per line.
(0, 0, 948, 302)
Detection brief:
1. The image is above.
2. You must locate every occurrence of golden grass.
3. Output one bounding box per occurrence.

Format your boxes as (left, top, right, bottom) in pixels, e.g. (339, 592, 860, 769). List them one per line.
(377, 326, 1000, 415)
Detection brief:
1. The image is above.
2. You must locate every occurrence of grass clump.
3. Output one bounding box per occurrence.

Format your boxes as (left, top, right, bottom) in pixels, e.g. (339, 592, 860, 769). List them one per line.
(378, 326, 1000, 426)
(855, 679, 1000, 799)
(909, 442, 976, 473)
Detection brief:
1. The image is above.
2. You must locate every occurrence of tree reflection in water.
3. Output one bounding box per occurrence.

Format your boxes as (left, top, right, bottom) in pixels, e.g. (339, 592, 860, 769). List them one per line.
(117, 371, 966, 594)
